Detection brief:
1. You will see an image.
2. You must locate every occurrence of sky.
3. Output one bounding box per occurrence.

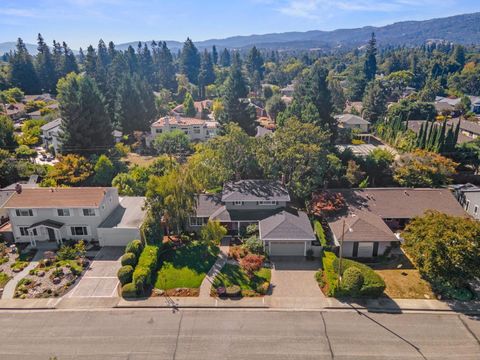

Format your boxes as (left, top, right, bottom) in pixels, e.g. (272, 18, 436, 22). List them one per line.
(1, 0, 480, 49)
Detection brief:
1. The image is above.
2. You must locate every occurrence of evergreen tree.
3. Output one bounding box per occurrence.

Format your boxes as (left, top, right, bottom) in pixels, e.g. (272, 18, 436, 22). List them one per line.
(35, 34, 56, 94)
(9, 38, 40, 94)
(62, 42, 78, 75)
(0, 115, 16, 149)
(52, 40, 64, 79)
(57, 73, 113, 155)
(95, 39, 110, 94)
(139, 43, 155, 85)
(84, 45, 97, 77)
(198, 50, 215, 99)
(156, 42, 177, 92)
(364, 33, 377, 82)
(125, 45, 139, 74)
(115, 73, 156, 135)
(78, 48, 85, 65)
(220, 61, 256, 136)
(246, 46, 264, 91)
(212, 45, 218, 65)
(219, 48, 231, 67)
(362, 80, 387, 123)
(183, 92, 196, 117)
(180, 38, 200, 84)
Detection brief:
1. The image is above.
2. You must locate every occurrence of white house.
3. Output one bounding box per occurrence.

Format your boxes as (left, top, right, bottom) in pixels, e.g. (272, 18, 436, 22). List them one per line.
(3, 187, 146, 247)
(335, 114, 370, 133)
(451, 183, 480, 220)
(146, 116, 219, 147)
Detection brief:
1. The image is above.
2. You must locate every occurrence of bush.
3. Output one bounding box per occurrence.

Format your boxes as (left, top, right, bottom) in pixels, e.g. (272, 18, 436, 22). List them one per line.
(315, 269, 326, 288)
(225, 285, 241, 297)
(56, 245, 77, 261)
(117, 265, 134, 285)
(121, 253, 137, 267)
(256, 281, 270, 295)
(125, 239, 143, 258)
(242, 235, 263, 254)
(239, 254, 264, 278)
(313, 220, 327, 246)
(342, 267, 364, 296)
(132, 245, 159, 294)
(246, 224, 259, 236)
(121, 283, 137, 298)
(229, 245, 247, 260)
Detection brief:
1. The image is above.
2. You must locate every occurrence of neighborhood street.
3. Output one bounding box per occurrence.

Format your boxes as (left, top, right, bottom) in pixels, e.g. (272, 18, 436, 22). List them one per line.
(0, 309, 479, 359)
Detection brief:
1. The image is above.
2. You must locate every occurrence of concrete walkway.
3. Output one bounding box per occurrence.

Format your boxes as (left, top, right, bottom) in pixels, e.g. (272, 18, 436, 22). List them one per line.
(198, 241, 230, 298)
(1, 250, 43, 300)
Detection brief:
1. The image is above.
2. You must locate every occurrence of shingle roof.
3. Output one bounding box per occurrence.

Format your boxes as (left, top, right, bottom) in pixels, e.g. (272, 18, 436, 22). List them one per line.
(210, 206, 279, 222)
(4, 187, 111, 208)
(260, 209, 315, 241)
(40, 118, 62, 132)
(336, 114, 370, 125)
(195, 194, 224, 217)
(221, 180, 290, 202)
(99, 197, 146, 228)
(151, 116, 207, 128)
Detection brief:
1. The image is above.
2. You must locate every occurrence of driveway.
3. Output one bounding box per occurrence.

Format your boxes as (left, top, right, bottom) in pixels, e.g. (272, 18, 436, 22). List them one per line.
(269, 256, 326, 308)
(68, 247, 124, 298)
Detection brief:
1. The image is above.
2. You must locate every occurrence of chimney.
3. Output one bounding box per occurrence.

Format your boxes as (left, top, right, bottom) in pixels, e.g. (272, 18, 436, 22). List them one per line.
(164, 116, 170, 126)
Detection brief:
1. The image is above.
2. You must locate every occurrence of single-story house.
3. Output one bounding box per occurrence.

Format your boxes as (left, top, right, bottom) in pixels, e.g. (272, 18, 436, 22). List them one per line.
(190, 180, 316, 256)
(325, 188, 467, 258)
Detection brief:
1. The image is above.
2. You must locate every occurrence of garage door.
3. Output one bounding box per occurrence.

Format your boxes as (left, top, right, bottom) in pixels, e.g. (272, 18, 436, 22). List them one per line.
(269, 241, 305, 256)
(357, 242, 373, 257)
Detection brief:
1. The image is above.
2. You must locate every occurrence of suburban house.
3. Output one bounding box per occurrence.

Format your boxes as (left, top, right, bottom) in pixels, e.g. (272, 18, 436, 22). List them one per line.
(146, 115, 219, 146)
(41, 119, 123, 153)
(408, 118, 480, 144)
(3, 187, 146, 247)
(171, 100, 213, 119)
(451, 183, 480, 220)
(190, 180, 316, 257)
(325, 188, 466, 258)
(335, 114, 370, 133)
(435, 95, 480, 115)
(4, 103, 26, 121)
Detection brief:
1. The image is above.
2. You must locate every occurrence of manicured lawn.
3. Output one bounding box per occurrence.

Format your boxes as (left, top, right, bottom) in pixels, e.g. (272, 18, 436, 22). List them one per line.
(155, 242, 218, 290)
(213, 263, 271, 292)
(376, 269, 435, 299)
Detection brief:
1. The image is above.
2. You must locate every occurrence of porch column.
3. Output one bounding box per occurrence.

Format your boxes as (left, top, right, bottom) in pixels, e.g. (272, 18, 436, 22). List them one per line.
(304, 241, 307, 256)
(237, 221, 240, 236)
(29, 231, 35, 247)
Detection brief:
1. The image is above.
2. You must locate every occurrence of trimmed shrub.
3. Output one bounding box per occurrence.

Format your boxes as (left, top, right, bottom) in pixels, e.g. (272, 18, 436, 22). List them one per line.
(226, 285, 241, 297)
(117, 265, 134, 285)
(313, 220, 327, 246)
(125, 239, 143, 257)
(242, 235, 263, 254)
(121, 283, 137, 298)
(121, 253, 137, 267)
(246, 224, 259, 236)
(132, 244, 159, 294)
(342, 267, 364, 296)
(256, 281, 270, 295)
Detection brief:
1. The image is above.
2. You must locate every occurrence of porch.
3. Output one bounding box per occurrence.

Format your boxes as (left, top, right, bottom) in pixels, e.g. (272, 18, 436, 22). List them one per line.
(27, 220, 64, 247)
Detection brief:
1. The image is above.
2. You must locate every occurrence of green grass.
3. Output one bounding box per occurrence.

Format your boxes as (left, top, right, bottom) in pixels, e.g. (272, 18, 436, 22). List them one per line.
(213, 263, 271, 291)
(0, 271, 11, 288)
(155, 242, 218, 289)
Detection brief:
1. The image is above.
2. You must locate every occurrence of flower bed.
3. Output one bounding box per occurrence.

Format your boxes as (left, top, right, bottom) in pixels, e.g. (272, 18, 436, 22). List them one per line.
(212, 263, 271, 297)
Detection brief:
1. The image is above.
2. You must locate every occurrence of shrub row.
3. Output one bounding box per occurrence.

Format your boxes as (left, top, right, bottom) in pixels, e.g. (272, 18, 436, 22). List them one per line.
(131, 245, 160, 295)
(320, 251, 385, 298)
(313, 220, 327, 247)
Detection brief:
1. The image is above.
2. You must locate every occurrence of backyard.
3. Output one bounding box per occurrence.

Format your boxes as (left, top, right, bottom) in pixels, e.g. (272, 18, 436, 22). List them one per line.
(154, 241, 219, 296)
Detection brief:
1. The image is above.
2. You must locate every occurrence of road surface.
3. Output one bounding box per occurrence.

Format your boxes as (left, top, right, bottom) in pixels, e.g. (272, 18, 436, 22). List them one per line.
(0, 309, 479, 359)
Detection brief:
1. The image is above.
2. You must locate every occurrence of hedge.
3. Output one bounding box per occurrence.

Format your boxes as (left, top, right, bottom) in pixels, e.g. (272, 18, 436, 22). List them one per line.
(121, 283, 137, 298)
(125, 239, 143, 258)
(321, 251, 385, 298)
(121, 253, 137, 267)
(118, 265, 134, 285)
(313, 220, 327, 247)
(132, 244, 159, 294)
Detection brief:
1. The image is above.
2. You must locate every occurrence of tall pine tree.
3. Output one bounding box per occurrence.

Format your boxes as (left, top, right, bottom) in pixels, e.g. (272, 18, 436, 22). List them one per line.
(35, 34, 56, 93)
(364, 33, 377, 82)
(9, 38, 40, 94)
(180, 38, 200, 85)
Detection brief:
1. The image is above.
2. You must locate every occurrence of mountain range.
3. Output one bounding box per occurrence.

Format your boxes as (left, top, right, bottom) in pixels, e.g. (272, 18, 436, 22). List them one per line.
(2, 12, 480, 55)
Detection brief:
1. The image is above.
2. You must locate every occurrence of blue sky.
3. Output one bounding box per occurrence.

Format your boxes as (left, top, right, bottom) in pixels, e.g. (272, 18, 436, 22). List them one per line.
(1, 0, 479, 49)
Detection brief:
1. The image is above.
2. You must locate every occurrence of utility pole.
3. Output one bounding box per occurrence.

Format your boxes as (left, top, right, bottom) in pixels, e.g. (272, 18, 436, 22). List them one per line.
(337, 219, 345, 287)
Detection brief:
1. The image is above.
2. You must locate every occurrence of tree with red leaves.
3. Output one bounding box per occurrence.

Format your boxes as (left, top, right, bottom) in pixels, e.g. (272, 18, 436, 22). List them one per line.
(310, 192, 346, 216)
(239, 254, 264, 278)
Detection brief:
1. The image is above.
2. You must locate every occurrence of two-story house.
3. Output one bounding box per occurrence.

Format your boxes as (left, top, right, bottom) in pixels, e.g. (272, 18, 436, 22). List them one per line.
(451, 183, 480, 220)
(40, 118, 62, 153)
(335, 114, 371, 133)
(190, 180, 316, 257)
(4, 187, 146, 247)
(146, 116, 219, 146)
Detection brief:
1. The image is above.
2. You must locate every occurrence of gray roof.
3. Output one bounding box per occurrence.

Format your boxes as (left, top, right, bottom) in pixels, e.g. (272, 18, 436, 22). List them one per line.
(336, 114, 370, 125)
(259, 209, 315, 241)
(99, 197, 146, 229)
(221, 180, 290, 202)
(211, 206, 280, 222)
(41, 118, 62, 132)
(255, 126, 273, 138)
(195, 194, 223, 217)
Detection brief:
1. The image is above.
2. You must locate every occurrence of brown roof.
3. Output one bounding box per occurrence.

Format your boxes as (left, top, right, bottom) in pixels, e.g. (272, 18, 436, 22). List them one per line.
(172, 100, 212, 116)
(151, 116, 206, 128)
(4, 188, 111, 209)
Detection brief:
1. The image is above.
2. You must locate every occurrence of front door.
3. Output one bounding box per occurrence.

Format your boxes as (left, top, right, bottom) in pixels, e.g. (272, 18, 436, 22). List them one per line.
(47, 227, 56, 241)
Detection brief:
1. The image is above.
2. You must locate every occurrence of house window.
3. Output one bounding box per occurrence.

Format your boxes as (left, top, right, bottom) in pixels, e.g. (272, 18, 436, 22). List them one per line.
(466, 200, 470, 211)
(475, 206, 479, 215)
(19, 227, 37, 236)
(190, 217, 208, 226)
(193, 127, 201, 134)
(258, 201, 276, 206)
(71, 226, 88, 236)
(15, 209, 33, 217)
(234, 201, 243, 206)
(156, 129, 162, 134)
(57, 209, 70, 217)
(82, 208, 96, 216)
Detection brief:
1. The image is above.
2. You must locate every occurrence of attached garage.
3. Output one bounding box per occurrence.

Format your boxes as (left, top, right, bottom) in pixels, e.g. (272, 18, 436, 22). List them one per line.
(268, 241, 306, 256)
(259, 209, 316, 257)
(97, 228, 141, 247)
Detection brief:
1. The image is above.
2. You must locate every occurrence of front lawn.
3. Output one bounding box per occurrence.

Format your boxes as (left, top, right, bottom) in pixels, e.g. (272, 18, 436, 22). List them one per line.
(155, 241, 218, 290)
(213, 263, 271, 297)
(375, 269, 435, 299)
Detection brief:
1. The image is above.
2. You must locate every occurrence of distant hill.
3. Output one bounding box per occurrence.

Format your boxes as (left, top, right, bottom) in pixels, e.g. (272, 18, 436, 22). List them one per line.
(0, 41, 38, 55)
(2, 12, 480, 55)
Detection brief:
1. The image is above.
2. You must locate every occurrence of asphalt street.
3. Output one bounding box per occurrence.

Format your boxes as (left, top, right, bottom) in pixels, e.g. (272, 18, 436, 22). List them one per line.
(0, 309, 479, 359)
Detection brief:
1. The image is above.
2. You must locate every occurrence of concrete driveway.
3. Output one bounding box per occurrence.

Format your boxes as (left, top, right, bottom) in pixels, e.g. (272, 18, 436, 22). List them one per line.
(269, 256, 325, 308)
(68, 247, 124, 298)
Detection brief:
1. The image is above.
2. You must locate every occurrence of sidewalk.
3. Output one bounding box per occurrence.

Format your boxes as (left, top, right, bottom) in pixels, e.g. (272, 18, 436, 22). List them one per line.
(1, 250, 43, 300)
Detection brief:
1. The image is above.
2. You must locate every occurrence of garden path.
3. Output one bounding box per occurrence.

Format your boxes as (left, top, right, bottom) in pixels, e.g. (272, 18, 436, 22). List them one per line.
(1, 251, 43, 299)
(198, 239, 230, 298)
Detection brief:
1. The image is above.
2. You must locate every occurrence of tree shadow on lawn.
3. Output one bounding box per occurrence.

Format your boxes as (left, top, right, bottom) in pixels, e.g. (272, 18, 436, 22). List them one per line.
(213, 263, 269, 291)
(154, 242, 218, 289)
